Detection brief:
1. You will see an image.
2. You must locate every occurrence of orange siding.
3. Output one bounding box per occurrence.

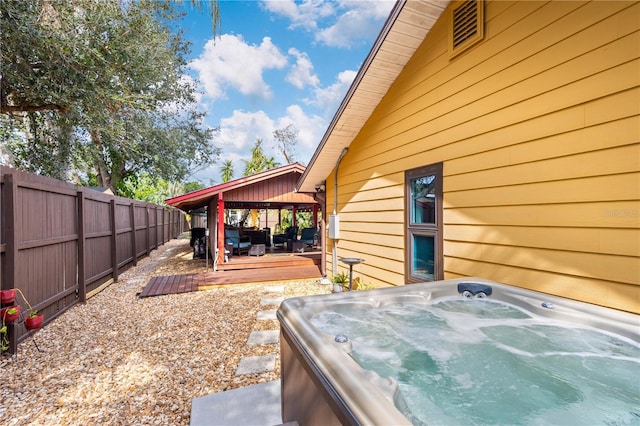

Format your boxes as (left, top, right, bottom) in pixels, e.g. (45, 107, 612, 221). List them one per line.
(326, 1, 639, 313)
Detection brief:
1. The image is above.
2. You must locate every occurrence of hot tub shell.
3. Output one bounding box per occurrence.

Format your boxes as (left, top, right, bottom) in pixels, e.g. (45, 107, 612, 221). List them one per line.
(277, 278, 639, 425)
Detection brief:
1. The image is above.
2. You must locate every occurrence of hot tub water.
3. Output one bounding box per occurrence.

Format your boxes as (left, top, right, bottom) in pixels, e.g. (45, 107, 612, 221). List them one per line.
(309, 297, 640, 425)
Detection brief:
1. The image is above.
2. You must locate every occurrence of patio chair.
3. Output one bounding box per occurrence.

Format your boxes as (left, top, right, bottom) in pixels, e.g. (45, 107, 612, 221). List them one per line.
(273, 226, 297, 247)
(300, 227, 317, 247)
(190, 227, 207, 259)
(225, 229, 251, 255)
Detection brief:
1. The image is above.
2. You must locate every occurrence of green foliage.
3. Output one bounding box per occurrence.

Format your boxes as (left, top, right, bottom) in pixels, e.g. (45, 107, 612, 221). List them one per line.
(221, 159, 234, 183)
(243, 138, 279, 176)
(331, 274, 376, 291)
(331, 272, 349, 285)
(352, 277, 376, 291)
(0, 0, 219, 193)
(118, 173, 205, 204)
(182, 181, 205, 194)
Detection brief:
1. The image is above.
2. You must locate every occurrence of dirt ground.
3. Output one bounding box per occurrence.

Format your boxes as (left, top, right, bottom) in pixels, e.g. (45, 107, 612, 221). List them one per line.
(0, 237, 330, 425)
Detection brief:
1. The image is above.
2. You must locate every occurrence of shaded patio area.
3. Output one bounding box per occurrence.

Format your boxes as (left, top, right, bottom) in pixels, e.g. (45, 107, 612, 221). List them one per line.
(165, 163, 326, 275)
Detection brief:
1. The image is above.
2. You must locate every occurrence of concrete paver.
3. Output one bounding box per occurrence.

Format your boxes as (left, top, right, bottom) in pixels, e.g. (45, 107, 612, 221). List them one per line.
(247, 330, 279, 346)
(235, 353, 276, 376)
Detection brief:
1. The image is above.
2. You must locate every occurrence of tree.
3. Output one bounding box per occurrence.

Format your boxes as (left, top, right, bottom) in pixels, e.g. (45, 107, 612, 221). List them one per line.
(243, 138, 279, 176)
(182, 180, 205, 194)
(0, 0, 219, 193)
(119, 173, 205, 204)
(273, 124, 298, 164)
(221, 159, 234, 183)
(238, 138, 279, 227)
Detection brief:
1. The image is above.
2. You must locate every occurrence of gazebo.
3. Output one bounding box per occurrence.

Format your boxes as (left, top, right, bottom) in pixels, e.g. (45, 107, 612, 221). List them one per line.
(165, 163, 322, 266)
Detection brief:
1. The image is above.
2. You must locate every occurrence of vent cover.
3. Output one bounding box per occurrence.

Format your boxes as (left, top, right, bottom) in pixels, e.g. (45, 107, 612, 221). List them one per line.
(449, 0, 484, 57)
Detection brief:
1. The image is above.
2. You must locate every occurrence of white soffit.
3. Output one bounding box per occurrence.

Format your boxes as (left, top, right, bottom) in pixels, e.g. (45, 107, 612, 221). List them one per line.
(297, 0, 450, 193)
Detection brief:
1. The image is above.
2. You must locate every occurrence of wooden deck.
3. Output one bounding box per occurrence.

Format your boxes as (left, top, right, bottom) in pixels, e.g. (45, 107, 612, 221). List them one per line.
(218, 251, 320, 271)
(139, 252, 322, 298)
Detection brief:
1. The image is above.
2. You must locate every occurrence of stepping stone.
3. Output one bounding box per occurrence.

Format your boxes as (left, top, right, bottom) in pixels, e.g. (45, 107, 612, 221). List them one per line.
(260, 296, 284, 307)
(263, 285, 285, 293)
(247, 330, 279, 346)
(235, 353, 276, 376)
(257, 310, 277, 321)
(190, 380, 283, 426)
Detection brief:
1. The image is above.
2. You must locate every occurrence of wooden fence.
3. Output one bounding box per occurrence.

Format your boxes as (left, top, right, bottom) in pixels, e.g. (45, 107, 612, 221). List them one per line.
(0, 166, 186, 353)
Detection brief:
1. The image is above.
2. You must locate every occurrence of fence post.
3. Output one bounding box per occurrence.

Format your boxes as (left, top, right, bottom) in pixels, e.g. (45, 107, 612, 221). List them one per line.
(130, 202, 137, 266)
(155, 206, 159, 249)
(77, 190, 87, 303)
(162, 207, 166, 244)
(146, 205, 151, 256)
(2, 174, 18, 354)
(110, 199, 118, 282)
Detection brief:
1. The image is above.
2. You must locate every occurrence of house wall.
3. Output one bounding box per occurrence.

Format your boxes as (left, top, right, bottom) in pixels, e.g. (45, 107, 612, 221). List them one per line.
(326, 1, 639, 313)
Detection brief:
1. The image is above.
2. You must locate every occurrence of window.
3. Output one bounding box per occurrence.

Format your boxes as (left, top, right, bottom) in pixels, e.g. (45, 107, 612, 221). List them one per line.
(449, 0, 484, 58)
(405, 163, 443, 282)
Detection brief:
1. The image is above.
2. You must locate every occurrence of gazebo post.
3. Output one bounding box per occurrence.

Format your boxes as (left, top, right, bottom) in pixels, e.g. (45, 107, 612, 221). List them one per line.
(313, 204, 318, 228)
(217, 195, 225, 265)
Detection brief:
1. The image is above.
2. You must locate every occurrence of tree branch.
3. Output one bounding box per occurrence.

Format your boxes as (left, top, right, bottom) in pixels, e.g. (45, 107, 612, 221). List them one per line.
(1, 103, 67, 114)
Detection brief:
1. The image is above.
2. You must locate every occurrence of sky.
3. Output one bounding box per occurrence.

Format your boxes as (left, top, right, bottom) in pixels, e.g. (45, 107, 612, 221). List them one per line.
(179, 0, 396, 186)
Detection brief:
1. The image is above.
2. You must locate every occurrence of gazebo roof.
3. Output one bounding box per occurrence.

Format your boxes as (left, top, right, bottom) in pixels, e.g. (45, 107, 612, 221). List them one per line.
(166, 162, 317, 212)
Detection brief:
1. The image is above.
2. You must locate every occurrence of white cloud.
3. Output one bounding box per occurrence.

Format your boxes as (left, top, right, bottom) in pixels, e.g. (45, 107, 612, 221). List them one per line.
(190, 34, 288, 101)
(193, 105, 326, 184)
(306, 69, 357, 114)
(286, 48, 320, 89)
(218, 110, 275, 155)
(316, 1, 395, 48)
(260, 0, 335, 31)
(278, 105, 326, 161)
(262, 0, 394, 48)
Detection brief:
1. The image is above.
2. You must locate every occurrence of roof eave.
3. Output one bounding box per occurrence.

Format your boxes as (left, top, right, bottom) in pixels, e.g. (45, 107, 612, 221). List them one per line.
(166, 162, 307, 211)
(296, 0, 449, 193)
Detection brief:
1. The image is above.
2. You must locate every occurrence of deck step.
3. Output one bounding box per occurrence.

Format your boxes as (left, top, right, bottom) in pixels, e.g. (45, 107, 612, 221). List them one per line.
(140, 264, 321, 297)
(218, 253, 320, 271)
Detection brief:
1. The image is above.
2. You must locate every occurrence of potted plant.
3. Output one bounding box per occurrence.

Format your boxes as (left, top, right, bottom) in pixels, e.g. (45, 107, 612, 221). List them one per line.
(0, 324, 9, 351)
(14, 288, 44, 331)
(1, 305, 20, 323)
(25, 310, 44, 330)
(331, 272, 349, 292)
(1, 289, 16, 304)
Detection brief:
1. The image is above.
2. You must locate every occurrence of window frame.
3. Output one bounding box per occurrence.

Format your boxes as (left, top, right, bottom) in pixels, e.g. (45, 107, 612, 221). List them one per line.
(405, 163, 444, 283)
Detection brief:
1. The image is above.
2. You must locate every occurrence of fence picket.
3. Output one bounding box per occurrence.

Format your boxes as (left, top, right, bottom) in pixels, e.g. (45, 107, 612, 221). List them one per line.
(0, 166, 185, 353)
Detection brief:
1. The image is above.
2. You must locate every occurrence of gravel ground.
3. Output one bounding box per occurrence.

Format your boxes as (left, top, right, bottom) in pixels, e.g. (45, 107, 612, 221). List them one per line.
(1, 237, 330, 425)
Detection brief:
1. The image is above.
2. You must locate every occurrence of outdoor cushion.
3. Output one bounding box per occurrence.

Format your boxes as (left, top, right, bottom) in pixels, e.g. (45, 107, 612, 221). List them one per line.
(225, 229, 251, 254)
(273, 226, 298, 246)
(300, 227, 317, 246)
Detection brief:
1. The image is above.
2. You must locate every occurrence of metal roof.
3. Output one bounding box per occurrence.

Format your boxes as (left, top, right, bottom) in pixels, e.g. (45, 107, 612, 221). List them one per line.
(296, 0, 449, 193)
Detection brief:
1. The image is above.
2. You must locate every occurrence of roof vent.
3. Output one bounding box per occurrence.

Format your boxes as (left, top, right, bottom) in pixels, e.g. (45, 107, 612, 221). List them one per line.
(450, 0, 484, 58)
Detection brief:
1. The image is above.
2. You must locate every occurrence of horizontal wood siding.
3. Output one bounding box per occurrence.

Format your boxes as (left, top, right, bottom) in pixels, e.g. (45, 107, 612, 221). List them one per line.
(225, 172, 316, 204)
(327, 1, 639, 313)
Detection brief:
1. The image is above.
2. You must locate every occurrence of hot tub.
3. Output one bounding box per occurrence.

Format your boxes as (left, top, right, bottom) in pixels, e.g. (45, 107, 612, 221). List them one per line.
(277, 278, 639, 425)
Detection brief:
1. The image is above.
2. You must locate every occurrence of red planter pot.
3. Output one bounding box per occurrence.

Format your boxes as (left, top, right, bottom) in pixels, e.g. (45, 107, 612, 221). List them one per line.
(1, 305, 21, 322)
(0, 289, 16, 305)
(25, 314, 44, 330)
